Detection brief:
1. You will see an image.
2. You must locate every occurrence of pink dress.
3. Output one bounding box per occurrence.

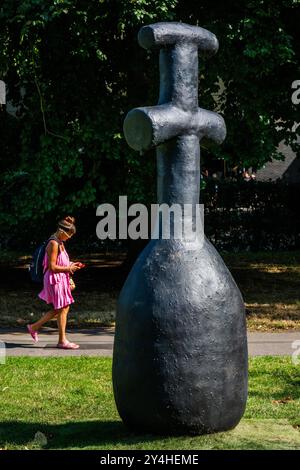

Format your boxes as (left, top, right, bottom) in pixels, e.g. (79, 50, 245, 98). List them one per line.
(38, 243, 74, 309)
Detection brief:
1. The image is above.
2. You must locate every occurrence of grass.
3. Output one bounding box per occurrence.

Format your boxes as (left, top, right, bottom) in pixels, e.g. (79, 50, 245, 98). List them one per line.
(0, 251, 299, 331)
(0, 356, 299, 450)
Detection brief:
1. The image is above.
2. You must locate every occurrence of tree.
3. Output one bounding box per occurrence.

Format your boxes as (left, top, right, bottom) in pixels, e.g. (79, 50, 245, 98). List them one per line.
(0, 0, 299, 247)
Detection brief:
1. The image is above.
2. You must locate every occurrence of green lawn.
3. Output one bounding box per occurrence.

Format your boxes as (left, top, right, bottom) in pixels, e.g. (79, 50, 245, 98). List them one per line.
(0, 357, 299, 450)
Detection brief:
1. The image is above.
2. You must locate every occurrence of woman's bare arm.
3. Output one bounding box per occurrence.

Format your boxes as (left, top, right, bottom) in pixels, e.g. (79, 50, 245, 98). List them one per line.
(46, 240, 78, 274)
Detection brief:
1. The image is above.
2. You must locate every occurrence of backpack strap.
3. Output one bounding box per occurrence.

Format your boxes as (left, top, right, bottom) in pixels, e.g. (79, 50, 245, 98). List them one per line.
(47, 235, 62, 252)
(43, 236, 63, 274)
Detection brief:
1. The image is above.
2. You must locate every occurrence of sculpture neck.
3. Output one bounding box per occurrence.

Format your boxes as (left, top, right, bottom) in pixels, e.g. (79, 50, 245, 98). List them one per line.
(158, 43, 199, 112)
(157, 134, 200, 207)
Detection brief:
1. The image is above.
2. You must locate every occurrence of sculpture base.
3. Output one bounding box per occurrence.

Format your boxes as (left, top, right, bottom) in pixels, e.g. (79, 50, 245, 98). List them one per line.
(113, 237, 248, 435)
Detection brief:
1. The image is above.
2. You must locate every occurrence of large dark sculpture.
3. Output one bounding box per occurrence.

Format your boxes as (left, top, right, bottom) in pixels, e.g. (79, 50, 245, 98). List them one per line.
(112, 22, 248, 435)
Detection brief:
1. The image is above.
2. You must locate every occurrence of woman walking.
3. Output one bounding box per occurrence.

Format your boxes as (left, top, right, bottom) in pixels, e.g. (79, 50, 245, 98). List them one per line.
(27, 216, 83, 349)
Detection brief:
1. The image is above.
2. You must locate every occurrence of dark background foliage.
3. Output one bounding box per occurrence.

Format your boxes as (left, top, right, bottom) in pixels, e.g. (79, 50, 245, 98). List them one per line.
(202, 180, 300, 251)
(0, 0, 299, 251)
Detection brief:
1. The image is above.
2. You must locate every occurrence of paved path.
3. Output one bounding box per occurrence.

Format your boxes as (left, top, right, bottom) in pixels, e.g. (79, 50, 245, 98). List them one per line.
(0, 328, 300, 357)
(0, 327, 114, 357)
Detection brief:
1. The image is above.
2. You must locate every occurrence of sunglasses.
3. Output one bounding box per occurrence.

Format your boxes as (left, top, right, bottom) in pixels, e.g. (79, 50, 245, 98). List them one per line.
(60, 229, 72, 238)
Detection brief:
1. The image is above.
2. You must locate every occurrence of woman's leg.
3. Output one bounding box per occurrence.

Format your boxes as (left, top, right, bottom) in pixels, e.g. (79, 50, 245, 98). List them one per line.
(57, 306, 69, 344)
(30, 309, 57, 331)
(56, 306, 79, 348)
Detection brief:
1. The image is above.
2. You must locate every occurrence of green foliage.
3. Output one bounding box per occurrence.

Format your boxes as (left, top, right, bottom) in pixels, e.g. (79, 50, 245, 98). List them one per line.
(176, 0, 299, 167)
(0, 0, 299, 246)
(0, 0, 177, 243)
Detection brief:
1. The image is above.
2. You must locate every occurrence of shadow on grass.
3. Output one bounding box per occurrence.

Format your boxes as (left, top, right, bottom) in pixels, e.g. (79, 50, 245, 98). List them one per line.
(0, 420, 165, 449)
(231, 268, 300, 305)
(1, 419, 300, 450)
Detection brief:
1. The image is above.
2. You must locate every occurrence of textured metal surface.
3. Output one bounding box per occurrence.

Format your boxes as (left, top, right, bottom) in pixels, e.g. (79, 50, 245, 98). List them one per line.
(113, 22, 248, 435)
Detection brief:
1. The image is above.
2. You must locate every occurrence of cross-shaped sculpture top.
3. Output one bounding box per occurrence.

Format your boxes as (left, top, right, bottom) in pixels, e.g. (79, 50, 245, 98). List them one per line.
(123, 22, 226, 152)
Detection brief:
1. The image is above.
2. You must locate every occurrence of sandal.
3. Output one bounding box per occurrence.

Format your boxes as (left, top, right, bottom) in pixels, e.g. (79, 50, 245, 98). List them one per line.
(27, 324, 39, 343)
(57, 341, 80, 350)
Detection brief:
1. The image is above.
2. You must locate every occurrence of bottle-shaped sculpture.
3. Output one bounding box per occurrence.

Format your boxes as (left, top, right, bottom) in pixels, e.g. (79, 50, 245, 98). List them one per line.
(112, 22, 248, 435)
